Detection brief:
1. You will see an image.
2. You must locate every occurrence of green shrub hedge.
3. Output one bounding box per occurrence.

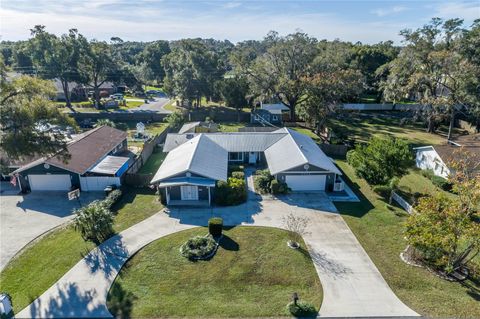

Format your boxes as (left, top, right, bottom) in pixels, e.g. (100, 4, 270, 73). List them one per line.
(270, 179, 288, 194)
(286, 301, 317, 318)
(103, 189, 123, 210)
(372, 185, 392, 199)
(253, 169, 273, 194)
(208, 217, 223, 237)
(231, 171, 245, 179)
(215, 177, 247, 206)
(430, 175, 452, 191)
(180, 235, 216, 260)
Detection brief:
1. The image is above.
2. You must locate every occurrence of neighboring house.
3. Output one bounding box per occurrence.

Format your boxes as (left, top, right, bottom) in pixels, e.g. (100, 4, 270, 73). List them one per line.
(415, 133, 480, 178)
(250, 103, 290, 126)
(11, 126, 131, 192)
(152, 128, 343, 206)
(178, 122, 219, 134)
(53, 79, 89, 102)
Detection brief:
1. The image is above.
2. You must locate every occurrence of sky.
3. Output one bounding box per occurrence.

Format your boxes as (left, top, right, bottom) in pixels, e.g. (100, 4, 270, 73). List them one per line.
(0, 0, 479, 44)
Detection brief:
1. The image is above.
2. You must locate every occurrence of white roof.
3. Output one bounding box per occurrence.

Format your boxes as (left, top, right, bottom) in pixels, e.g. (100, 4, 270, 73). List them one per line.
(151, 135, 228, 183)
(89, 156, 130, 175)
(153, 128, 341, 184)
(265, 128, 342, 175)
(164, 133, 200, 152)
(178, 122, 201, 134)
(261, 103, 290, 112)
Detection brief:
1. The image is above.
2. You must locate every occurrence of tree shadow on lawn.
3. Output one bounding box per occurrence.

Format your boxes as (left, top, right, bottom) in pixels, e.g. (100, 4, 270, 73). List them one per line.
(332, 160, 374, 218)
(81, 235, 129, 279)
(462, 276, 480, 302)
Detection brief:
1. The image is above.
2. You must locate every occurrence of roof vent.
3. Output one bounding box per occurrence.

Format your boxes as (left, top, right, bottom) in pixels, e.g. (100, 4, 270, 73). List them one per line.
(186, 133, 194, 139)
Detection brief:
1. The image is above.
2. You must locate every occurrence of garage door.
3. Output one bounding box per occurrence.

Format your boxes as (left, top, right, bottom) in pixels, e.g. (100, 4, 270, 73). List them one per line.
(285, 174, 326, 191)
(28, 174, 72, 191)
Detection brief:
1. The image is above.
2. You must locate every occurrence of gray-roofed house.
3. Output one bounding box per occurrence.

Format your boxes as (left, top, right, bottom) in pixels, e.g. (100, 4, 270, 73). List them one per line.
(251, 103, 290, 125)
(151, 128, 343, 206)
(11, 126, 131, 192)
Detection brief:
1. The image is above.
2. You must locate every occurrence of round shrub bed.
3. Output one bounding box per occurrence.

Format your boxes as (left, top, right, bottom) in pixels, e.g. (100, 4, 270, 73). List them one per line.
(180, 235, 217, 260)
(287, 301, 318, 318)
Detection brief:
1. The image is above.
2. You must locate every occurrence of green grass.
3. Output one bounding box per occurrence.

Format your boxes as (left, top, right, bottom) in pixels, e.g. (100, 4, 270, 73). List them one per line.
(291, 127, 321, 142)
(334, 159, 480, 318)
(107, 226, 322, 318)
(397, 169, 456, 204)
(329, 116, 452, 147)
(163, 99, 178, 112)
(217, 122, 246, 132)
(138, 150, 166, 174)
(0, 188, 163, 313)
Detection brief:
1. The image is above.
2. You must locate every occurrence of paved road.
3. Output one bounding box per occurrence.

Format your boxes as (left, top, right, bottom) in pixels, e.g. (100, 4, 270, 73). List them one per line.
(0, 183, 103, 271)
(131, 98, 171, 113)
(17, 186, 418, 318)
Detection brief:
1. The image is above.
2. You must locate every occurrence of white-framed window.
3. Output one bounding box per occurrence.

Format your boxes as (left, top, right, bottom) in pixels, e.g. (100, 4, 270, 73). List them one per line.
(229, 152, 244, 161)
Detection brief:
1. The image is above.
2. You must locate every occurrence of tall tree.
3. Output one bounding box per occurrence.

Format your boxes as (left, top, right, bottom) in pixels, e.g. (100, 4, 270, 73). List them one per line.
(248, 32, 318, 120)
(79, 40, 119, 108)
(136, 40, 171, 84)
(381, 18, 476, 138)
(0, 58, 75, 160)
(29, 25, 87, 108)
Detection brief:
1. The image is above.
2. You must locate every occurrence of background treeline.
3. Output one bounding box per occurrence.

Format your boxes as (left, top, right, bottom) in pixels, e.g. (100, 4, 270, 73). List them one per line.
(1, 18, 479, 133)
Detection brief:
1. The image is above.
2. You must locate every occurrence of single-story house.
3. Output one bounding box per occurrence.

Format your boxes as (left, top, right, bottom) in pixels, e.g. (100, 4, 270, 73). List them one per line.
(415, 133, 480, 178)
(11, 126, 131, 192)
(250, 103, 290, 125)
(152, 128, 343, 206)
(178, 121, 219, 134)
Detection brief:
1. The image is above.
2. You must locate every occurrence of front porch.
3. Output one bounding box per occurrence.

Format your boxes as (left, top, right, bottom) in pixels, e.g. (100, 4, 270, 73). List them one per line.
(159, 177, 216, 206)
(168, 199, 210, 207)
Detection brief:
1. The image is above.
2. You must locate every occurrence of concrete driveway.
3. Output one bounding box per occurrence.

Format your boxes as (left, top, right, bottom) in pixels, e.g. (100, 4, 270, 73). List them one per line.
(0, 183, 103, 271)
(17, 190, 418, 318)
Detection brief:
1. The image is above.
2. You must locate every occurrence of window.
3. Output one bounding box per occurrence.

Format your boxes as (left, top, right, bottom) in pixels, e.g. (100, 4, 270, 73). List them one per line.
(229, 152, 244, 161)
(272, 115, 278, 121)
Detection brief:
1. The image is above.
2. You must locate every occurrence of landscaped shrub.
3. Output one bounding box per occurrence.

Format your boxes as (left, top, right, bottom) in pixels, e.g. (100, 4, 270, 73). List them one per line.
(420, 169, 434, 179)
(228, 164, 245, 174)
(372, 185, 392, 199)
(73, 201, 114, 244)
(253, 169, 273, 194)
(180, 235, 216, 260)
(208, 217, 223, 237)
(347, 136, 413, 185)
(231, 171, 245, 179)
(103, 189, 123, 210)
(270, 179, 288, 194)
(430, 175, 452, 191)
(286, 301, 317, 318)
(215, 177, 247, 206)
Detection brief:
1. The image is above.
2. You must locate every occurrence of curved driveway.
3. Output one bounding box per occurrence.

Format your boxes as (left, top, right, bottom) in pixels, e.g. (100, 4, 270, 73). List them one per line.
(17, 191, 418, 318)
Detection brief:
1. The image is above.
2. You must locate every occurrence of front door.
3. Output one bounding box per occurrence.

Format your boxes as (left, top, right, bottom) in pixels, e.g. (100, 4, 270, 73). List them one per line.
(249, 152, 257, 164)
(181, 185, 199, 200)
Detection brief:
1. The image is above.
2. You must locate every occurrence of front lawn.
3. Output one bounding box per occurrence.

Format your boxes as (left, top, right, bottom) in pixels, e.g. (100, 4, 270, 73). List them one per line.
(0, 188, 163, 313)
(334, 159, 480, 318)
(107, 226, 322, 317)
(138, 150, 166, 174)
(291, 127, 321, 142)
(397, 169, 456, 204)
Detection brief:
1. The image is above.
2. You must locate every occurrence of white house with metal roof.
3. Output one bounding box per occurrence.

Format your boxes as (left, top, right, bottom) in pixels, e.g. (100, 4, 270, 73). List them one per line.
(151, 128, 342, 206)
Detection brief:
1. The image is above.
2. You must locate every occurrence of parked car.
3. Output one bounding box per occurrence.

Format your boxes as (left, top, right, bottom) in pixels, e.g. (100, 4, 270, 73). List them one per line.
(110, 93, 124, 100)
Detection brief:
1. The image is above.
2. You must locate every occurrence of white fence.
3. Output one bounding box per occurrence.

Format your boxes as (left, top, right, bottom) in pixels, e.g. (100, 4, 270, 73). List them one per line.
(392, 191, 416, 214)
(341, 103, 422, 111)
(80, 176, 121, 191)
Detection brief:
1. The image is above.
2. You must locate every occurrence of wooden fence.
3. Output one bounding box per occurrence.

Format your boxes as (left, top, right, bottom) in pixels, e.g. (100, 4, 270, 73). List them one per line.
(319, 144, 349, 157)
(124, 128, 170, 187)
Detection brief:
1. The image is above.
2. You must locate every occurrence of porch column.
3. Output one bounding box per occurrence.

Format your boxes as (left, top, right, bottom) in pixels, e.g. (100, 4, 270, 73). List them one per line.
(208, 186, 211, 205)
(166, 187, 170, 205)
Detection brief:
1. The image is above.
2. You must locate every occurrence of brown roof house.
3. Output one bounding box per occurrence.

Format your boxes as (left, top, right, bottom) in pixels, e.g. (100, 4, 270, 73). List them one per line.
(414, 133, 480, 178)
(12, 126, 131, 192)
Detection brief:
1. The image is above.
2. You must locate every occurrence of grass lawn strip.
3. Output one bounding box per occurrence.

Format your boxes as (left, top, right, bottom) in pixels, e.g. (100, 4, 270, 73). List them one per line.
(108, 226, 322, 317)
(137, 150, 166, 174)
(0, 188, 163, 313)
(334, 159, 480, 318)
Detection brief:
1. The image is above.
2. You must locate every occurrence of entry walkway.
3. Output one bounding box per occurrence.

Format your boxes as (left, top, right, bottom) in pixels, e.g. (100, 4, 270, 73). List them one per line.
(17, 195, 419, 318)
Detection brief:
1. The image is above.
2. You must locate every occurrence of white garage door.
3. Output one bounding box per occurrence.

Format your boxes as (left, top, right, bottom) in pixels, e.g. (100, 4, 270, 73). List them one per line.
(285, 174, 326, 191)
(28, 174, 72, 191)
